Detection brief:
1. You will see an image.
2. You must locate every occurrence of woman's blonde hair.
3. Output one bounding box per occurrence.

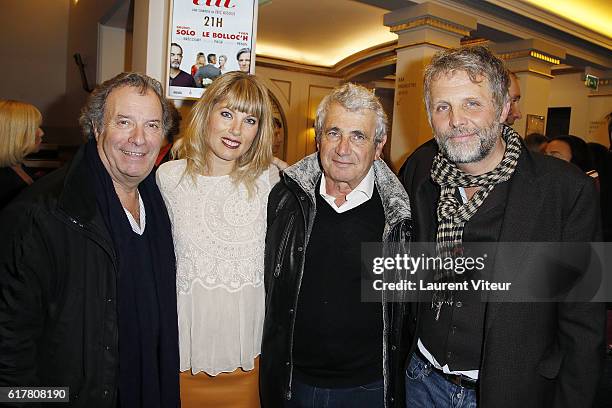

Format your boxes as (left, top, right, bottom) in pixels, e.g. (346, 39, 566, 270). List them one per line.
(0, 100, 42, 167)
(172, 71, 273, 191)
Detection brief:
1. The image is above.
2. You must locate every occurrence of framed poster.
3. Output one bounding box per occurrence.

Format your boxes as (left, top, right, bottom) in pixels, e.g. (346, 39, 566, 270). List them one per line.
(167, 0, 258, 100)
(525, 114, 545, 136)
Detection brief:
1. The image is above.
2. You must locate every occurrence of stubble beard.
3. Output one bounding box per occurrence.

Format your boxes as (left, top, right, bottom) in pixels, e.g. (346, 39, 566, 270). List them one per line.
(435, 121, 501, 164)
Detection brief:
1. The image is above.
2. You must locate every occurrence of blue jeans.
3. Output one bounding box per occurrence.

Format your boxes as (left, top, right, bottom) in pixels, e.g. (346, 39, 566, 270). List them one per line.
(284, 377, 384, 408)
(405, 353, 477, 408)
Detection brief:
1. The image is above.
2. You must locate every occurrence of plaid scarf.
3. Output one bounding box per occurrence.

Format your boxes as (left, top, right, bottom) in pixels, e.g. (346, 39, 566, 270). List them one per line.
(429, 124, 522, 319)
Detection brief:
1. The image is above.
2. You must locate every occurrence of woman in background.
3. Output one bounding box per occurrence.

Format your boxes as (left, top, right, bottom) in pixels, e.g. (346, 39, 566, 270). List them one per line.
(218, 54, 228, 73)
(272, 117, 284, 158)
(191, 52, 206, 77)
(546, 134, 599, 181)
(545, 135, 591, 170)
(155, 102, 182, 170)
(156, 71, 277, 407)
(0, 100, 44, 209)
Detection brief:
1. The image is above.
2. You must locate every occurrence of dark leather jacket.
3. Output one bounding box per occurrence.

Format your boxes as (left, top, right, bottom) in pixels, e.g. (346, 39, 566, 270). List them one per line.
(0, 147, 120, 407)
(260, 153, 414, 408)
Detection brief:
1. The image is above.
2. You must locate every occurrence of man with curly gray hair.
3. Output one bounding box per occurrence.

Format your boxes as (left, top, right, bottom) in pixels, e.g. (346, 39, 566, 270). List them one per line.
(0, 72, 180, 407)
(261, 82, 413, 407)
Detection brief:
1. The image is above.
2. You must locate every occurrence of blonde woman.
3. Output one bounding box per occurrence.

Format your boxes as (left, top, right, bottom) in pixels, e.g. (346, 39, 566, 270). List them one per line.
(191, 52, 206, 77)
(156, 71, 278, 407)
(218, 54, 228, 73)
(0, 100, 44, 209)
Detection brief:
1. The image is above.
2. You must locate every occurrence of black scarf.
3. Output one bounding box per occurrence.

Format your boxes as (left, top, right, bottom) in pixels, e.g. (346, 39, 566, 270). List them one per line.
(429, 125, 522, 319)
(85, 140, 179, 407)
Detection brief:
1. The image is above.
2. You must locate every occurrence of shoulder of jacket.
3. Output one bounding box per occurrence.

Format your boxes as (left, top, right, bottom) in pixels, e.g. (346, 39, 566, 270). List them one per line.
(270, 177, 308, 211)
(271, 176, 298, 199)
(399, 140, 437, 179)
(7, 165, 68, 213)
(0, 181, 67, 250)
(526, 152, 592, 188)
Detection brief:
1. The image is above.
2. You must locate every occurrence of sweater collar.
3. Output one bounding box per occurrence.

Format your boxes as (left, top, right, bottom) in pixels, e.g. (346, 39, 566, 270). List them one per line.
(283, 152, 412, 231)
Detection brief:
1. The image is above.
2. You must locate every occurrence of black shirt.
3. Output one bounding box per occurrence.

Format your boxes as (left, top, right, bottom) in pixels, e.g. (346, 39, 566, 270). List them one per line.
(419, 181, 509, 371)
(293, 182, 385, 388)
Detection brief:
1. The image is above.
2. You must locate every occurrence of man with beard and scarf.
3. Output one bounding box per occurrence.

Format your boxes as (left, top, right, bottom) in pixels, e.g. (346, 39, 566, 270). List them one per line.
(399, 46, 605, 407)
(0, 72, 180, 407)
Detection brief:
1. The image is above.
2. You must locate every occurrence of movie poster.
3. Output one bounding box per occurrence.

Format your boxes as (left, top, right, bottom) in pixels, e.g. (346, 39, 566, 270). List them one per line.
(167, 0, 258, 100)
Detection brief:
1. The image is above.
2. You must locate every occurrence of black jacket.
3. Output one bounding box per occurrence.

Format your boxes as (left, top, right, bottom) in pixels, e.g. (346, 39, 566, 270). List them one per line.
(1, 147, 122, 406)
(0, 165, 34, 210)
(260, 153, 413, 408)
(399, 137, 606, 408)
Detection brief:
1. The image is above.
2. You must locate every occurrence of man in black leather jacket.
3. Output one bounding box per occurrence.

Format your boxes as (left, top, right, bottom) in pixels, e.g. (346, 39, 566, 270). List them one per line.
(260, 83, 413, 408)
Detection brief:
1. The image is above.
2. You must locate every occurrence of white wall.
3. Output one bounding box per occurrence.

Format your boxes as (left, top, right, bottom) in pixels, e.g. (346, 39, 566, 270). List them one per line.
(0, 1, 70, 130)
(548, 72, 611, 146)
(132, 0, 169, 81)
(98, 25, 127, 83)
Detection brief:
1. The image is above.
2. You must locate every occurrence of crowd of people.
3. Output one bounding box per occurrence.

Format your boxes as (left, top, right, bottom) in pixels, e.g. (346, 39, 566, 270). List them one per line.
(0, 45, 611, 408)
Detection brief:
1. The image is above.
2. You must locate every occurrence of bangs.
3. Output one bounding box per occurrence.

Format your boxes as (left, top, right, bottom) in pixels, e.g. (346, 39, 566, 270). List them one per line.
(220, 79, 265, 118)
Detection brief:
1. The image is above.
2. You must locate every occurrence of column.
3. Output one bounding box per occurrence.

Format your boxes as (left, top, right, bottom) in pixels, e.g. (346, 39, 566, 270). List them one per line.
(491, 39, 565, 137)
(132, 0, 169, 81)
(384, 2, 477, 170)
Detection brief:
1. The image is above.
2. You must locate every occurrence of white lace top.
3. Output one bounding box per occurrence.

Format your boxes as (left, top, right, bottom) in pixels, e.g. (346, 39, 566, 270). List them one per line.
(156, 159, 279, 375)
